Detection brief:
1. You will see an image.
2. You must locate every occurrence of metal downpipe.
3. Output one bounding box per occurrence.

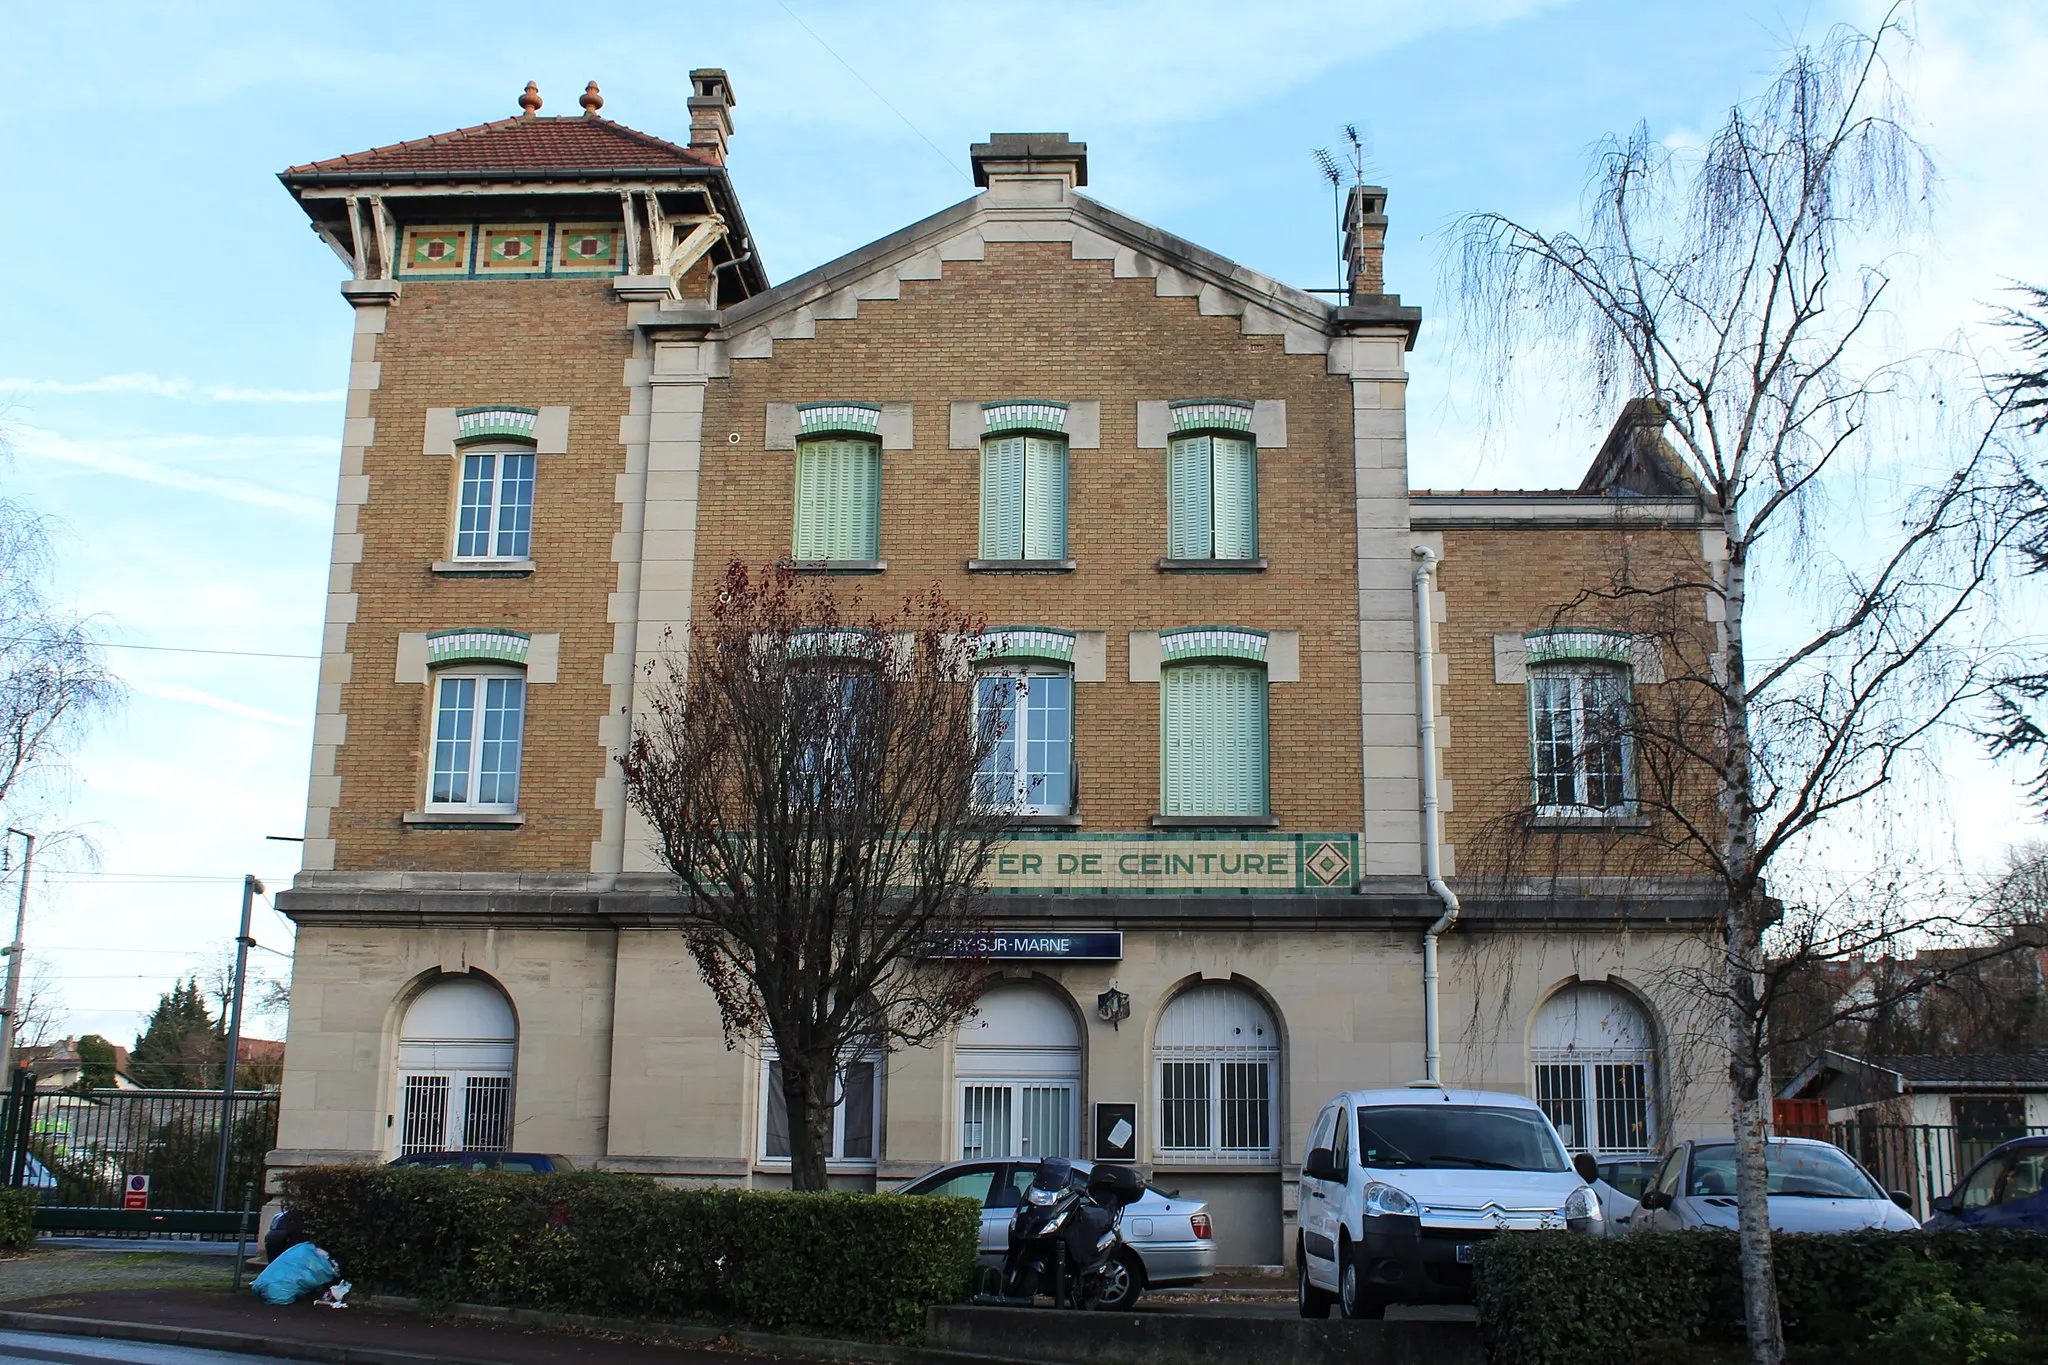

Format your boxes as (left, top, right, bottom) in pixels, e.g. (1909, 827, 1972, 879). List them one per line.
(1413, 546, 1461, 1083)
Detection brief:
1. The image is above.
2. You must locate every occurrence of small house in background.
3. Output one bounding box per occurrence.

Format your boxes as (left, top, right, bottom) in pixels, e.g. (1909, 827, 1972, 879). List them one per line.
(22, 1037, 139, 1091)
(1781, 1050, 2048, 1133)
(1780, 1051, 2048, 1210)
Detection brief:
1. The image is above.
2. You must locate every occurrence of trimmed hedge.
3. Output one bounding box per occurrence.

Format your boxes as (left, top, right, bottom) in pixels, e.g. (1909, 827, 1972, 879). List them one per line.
(1475, 1230, 2048, 1365)
(278, 1165, 978, 1341)
(0, 1188, 33, 1250)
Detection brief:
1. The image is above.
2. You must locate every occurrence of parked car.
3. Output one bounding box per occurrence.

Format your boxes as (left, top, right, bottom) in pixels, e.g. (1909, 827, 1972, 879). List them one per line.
(1922, 1135, 2048, 1230)
(1631, 1138, 1917, 1233)
(1295, 1085, 1603, 1320)
(387, 1151, 576, 1173)
(1590, 1156, 1662, 1231)
(896, 1158, 1214, 1309)
(12, 1153, 58, 1204)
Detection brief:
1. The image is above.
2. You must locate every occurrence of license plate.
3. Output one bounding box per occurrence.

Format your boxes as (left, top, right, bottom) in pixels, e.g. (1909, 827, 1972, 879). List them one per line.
(1454, 1244, 1475, 1264)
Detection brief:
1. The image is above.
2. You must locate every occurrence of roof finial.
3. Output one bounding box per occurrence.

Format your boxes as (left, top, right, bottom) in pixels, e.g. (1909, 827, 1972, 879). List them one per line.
(518, 81, 542, 117)
(580, 81, 603, 116)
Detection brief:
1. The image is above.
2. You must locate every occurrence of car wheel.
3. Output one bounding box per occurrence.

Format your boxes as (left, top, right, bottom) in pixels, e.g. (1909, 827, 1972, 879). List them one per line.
(1339, 1248, 1388, 1320)
(1094, 1248, 1145, 1311)
(1297, 1247, 1332, 1319)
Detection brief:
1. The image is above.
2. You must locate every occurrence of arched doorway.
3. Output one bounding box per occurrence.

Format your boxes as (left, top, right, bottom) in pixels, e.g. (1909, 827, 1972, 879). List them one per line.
(955, 983, 1080, 1161)
(1530, 982, 1658, 1156)
(396, 975, 517, 1155)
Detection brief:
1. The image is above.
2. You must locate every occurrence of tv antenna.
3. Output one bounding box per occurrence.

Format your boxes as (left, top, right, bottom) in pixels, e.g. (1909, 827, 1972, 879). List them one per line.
(1313, 124, 1373, 291)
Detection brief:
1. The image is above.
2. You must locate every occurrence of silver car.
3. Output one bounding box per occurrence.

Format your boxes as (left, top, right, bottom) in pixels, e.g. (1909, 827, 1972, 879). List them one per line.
(897, 1158, 1216, 1308)
(1632, 1137, 1918, 1233)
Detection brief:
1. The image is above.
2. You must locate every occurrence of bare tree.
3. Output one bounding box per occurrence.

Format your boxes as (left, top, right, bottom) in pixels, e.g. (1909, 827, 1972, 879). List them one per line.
(1450, 16, 2036, 1362)
(0, 449, 122, 829)
(619, 561, 1006, 1190)
(1982, 285, 2048, 802)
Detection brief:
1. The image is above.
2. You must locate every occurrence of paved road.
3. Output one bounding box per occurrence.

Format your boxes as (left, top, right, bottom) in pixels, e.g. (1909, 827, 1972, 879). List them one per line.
(0, 1330, 301, 1364)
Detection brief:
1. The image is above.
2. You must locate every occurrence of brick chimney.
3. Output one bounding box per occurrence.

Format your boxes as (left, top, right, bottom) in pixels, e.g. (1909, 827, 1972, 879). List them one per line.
(1343, 184, 1389, 303)
(688, 68, 735, 164)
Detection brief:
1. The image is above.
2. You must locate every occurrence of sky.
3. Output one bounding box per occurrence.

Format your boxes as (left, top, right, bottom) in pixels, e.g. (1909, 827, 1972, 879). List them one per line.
(0, 0, 2043, 1044)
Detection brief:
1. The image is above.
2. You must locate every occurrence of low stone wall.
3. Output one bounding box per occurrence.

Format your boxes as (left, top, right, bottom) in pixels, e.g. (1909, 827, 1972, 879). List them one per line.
(925, 1305, 1482, 1365)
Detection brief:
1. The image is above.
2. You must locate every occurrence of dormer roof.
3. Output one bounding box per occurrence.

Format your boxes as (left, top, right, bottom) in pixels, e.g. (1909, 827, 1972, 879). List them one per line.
(280, 114, 714, 184)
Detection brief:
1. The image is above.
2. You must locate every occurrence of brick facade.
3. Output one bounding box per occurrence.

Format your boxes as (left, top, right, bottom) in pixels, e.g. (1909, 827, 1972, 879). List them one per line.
(272, 105, 1729, 1269)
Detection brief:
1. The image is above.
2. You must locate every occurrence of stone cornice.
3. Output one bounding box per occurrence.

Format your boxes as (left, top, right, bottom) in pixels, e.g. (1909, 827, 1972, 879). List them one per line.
(277, 873, 1721, 932)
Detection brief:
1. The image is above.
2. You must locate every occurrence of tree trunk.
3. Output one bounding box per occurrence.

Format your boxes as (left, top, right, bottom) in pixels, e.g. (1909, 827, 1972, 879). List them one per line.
(781, 1051, 835, 1192)
(1719, 521, 1784, 1365)
(1728, 903, 1783, 1365)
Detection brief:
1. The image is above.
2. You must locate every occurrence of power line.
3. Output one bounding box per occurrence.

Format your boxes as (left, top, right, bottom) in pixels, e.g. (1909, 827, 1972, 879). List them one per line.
(0, 636, 320, 661)
(771, 0, 971, 184)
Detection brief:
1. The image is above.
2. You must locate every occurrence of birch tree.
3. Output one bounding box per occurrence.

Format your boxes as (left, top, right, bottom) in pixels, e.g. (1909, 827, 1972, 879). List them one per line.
(1450, 17, 2034, 1362)
(618, 561, 1006, 1190)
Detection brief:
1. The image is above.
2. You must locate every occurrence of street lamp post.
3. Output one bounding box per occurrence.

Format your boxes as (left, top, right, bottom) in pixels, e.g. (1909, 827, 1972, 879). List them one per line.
(0, 830, 35, 1077)
(213, 874, 262, 1211)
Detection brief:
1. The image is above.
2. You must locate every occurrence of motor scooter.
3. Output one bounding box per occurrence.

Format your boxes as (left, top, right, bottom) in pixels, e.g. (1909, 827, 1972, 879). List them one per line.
(1001, 1157, 1146, 1309)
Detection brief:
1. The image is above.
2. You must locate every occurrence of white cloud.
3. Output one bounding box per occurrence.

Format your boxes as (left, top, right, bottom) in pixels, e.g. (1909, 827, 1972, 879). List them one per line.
(0, 373, 342, 404)
(126, 679, 309, 730)
(9, 428, 333, 517)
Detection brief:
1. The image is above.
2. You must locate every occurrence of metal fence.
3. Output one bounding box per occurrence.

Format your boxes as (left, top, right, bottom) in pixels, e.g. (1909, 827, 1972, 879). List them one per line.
(1827, 1121, 2048, 1221)
(25, 1087, 278, 1211)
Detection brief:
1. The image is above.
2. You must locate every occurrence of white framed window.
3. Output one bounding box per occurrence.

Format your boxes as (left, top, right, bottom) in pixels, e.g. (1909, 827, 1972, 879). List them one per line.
(1155, 984, 1279, 1164)
(454, 443, 536, 560)
(794, 436, 882, 561)
(1530, 663, 1632, 814)
(760, 1055, 881, 1166)
(1531, 983, 1658, 1157)
(428, 668, 526, 811)
(955, 984, 1080, 1161)
(396, 975, 517, 1156)
(974, 669, 1073, 815)
(980, 434, 1068, 560)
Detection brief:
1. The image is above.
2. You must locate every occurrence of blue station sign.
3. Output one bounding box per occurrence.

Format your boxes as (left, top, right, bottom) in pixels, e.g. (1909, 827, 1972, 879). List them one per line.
(930, 931, 1124, 961)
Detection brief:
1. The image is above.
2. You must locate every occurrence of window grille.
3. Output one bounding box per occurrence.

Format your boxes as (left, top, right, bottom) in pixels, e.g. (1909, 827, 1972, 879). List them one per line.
(1154, 985, 1279, 1163)
(400, 1075, 449, 1157)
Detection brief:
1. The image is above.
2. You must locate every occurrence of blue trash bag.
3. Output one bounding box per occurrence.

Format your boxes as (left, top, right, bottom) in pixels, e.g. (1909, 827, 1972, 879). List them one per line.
(250, 1241, 339, 1305)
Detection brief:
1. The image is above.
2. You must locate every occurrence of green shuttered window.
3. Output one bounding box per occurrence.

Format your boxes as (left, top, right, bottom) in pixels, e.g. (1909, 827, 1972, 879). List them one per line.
(794, 438, 881, 561)
(980, 435, 1068, 559)
(1167, 435, 1257, 559)
(1161, 663, 1269, 816)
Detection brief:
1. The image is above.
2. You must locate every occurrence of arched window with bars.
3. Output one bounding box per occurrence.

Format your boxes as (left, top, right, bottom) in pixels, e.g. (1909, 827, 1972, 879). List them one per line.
(396, 975, 517, 1156)
(1530, 982, 1658, 1156)
(1154, 983, 1280, 1164)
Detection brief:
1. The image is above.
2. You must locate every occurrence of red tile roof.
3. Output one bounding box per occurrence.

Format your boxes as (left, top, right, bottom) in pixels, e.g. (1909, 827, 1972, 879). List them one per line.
(283, 115, 712, 179)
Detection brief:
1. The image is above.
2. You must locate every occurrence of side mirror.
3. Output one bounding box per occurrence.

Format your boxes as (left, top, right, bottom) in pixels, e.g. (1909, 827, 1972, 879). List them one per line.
(1930, 1194, 1954, 1215)
(1889, 1190, 1913, 1212)
(1637, 1189, 1671, 1211)
(1573, 1153, 1601, 1185)
(1303, 1148, 1336, 1182)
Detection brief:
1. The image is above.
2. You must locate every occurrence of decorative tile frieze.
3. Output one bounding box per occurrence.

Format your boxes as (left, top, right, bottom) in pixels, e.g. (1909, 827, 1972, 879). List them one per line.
(1168, 399, 1254, 434)
(478, 225, 547, 272)
(981, 401, 1068, 436)
(976, 628, 1077, 664)
(1159, 627, 1268, 664)
(796, 402, 882, 438)
(426, 629, 531, 667)
(1523, 629, 1634, 666)
(454, 406, 539, 445)
(553, 224, 621, 274)
(401, 224, 472, 274)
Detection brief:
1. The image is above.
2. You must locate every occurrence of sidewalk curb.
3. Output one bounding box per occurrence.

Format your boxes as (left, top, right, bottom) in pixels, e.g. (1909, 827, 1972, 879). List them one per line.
(0, 1300, 1038, 1365)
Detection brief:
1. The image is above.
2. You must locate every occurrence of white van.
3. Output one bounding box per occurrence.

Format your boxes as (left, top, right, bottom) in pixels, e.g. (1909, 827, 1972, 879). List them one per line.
(1295, 1084, 1602, 1318)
